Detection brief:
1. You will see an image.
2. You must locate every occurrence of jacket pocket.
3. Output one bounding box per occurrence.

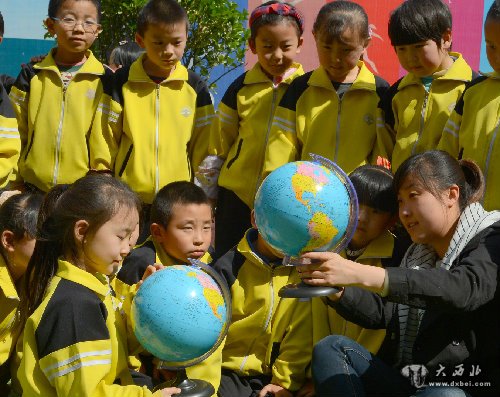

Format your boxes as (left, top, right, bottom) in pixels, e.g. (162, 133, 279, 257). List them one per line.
(226, 139, 243, 169)
(118, 144, 133, 177)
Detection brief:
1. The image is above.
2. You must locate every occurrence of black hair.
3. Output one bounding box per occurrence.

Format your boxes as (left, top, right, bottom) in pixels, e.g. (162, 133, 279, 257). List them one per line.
(0, 192, 43, 242)
(388, 0, 451, 47)
(20, 174, 141, 325)
(0, 11, 4, 37)
(48, 0, 102, 22)
(37, 184, 71, 230)
(137, 0, 189, 37)
(394, 150, 484, 211)
(349, 165, 397, 214)
(486, 1, 500, 22)
(313, 0, 370, 43)
(108, 41, 144, 69)
(150, 181, 211, 228)
(249, 1, 302, 41)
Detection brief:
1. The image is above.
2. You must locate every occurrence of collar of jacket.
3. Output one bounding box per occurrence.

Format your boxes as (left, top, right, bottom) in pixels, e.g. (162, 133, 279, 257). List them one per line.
(57, 258, 110, 296)
(398, 52, 471, 90)
(308, 61, 376, 92)
(244, 62, 304, 85)
(480, 70, 500, 80)
(0, 253, 18, 300)
(238, 228, 284, 268)
(34, 48, 105, 76)
(343, 229, 394, 261)
(128, 53, 189, 83)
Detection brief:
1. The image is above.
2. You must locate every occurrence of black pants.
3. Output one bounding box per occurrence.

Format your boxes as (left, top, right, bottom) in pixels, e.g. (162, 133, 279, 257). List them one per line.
(218, 370, 272, 397)
(214, 187, 251, 259)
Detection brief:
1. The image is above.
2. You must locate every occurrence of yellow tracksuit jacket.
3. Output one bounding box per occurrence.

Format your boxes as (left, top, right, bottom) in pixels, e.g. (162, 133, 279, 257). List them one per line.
(263, 61, 390, 176)
(211, 229, 312, 392)
(18, 259, 168, 396)
(211, 62, 304, 208)
(378, 52, 475, 171)
(9, 49, 109, 192)
(439, 73, 500, 211)
(90, 54, 216, 204)
(0, 82, 19, 188)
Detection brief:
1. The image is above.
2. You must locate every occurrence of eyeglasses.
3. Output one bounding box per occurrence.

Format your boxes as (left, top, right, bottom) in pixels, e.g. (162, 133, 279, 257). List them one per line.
(51, 16, 101, 33)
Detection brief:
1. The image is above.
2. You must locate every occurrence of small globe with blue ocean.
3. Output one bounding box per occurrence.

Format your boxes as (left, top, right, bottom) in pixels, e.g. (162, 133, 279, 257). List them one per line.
(131, 264, 230, 368)
(254, 157, 358, 258)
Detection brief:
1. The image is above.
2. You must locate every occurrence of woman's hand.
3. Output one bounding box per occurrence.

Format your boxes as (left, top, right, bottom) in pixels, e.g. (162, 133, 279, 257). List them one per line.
(297, 251, 386, 292)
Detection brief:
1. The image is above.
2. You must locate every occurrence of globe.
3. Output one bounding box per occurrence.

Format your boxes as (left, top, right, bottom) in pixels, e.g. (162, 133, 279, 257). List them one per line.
(131, 263, 230, 368)
(254, 156, 358, 259)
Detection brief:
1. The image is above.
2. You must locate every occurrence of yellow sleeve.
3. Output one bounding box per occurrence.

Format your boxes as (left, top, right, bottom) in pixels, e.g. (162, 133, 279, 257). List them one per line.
(372, 107, 395, 164)
(90, 92, 123, 171)
(438, 109, 461, 158)
(0, 84, 20, 188)
(262, 105, 299, 177)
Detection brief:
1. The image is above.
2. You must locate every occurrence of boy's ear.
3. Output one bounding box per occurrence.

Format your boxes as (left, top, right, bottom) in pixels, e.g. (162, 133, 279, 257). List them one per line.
(150, 223, 163, 239)
(1, 230, 15, 253)
(248, 38, 257, 55)
(441, 28, 452, 50)
(135, 32, 146, 49)
(74, 220, 89, 244)
(45, 18, 56, 37)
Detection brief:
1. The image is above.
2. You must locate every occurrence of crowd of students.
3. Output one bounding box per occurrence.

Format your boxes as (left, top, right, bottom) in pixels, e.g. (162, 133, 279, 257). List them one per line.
(0, 0, 499, 396)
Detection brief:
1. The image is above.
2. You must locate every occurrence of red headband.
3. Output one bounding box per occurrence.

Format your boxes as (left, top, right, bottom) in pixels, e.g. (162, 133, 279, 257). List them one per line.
(249, 3, 305, 35)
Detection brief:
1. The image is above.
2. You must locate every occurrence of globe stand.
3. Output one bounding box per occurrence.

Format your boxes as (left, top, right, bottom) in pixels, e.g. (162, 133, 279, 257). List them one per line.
(279, 281, 340, 298)
(153, 369, 214, 397)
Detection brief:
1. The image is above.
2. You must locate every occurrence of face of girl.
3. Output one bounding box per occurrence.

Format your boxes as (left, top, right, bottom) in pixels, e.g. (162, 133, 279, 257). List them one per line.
(82, 206, 139, 276)
(249, 21, 303, 79)
(45, 0, 101, 64)
(397, 177, 459, 256)
(349, 204, 394, 250)
(394, 33, 453, 78)
(314, 27, 368, 83)
(485, 18, 500, 74)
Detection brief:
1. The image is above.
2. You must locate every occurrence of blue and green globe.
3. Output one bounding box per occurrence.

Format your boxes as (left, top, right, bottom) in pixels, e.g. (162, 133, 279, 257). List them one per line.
(254, 158, 358, 258)
(131, 264, 229, 368)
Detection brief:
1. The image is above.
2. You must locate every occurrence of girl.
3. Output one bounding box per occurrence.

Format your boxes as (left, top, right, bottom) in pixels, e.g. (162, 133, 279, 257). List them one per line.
(198, 1, 305, 258)
(0, 192, 43, 394)
(299, 151, 500, 397)
(8, 0, 112, 194)
(381, 0, 476, 171)
(17, 175, 181, 397)
(263, 1, 391, 181)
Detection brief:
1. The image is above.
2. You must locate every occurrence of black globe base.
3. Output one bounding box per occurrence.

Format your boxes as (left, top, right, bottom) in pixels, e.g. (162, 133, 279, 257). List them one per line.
(278, 281, 341, 298)
(173, 378, 215, 397)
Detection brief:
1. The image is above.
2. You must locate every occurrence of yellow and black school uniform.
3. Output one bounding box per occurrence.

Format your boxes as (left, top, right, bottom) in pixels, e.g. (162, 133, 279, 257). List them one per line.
(90, 54, 216, 204)
(439, 72, 500, 211)
(211, 229, 312, 395)
(209, 62, 304, 257)
(378, 52, 475, 171)
(0, 81, 19, 189)
(263, 61, 390, 177)
(18, 259, 165, 396)
(8, 49, 110, 192)
(0, 255, 20, 390)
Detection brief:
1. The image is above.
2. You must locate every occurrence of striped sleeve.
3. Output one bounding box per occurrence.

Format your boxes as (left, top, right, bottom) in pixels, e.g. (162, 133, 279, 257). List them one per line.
(0, 83, 20, 188)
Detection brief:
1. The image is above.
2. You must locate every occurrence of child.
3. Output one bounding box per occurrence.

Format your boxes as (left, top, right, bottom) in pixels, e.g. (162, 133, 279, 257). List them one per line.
(8, 0, 111, 194)
(299, 151, 500, 397)
(263, 1, 390, 179)
(0, 11, 16, 92)
(17, 174, 181, 396)
(0, 192, 43, 395)
(198, 1, 304, 258)
(107, 40, 145, 72)
(116, 181, 216, 391)
(90, 0, 216, 208)
(438, 2, 500, 211)
(379, 0, 476, 171)
(212, 211, 312, 397)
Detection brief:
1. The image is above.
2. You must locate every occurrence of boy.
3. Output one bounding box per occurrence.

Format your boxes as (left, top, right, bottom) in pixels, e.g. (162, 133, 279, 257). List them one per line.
(438, 2, 500, 211)
(377, 0, 476, 171)
(211, 212, 312, 397)
(0, 11, 20, 194)
(91, 0, 215, 207)
(116, 181, 218, 392)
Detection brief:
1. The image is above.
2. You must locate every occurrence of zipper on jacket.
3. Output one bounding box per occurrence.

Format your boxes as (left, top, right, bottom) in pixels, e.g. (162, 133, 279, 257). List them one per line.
(155, 85, 160, 194)
(255, 87, 279, 194)
(412, 90, 429, 155)
(53, 84, 67, 186)
(238, 267, 276, 372)
(483, 118, 500, 202)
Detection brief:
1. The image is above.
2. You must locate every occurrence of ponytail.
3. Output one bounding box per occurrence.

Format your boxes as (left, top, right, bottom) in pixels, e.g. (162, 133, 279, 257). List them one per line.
(458, 159, 484, 208)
